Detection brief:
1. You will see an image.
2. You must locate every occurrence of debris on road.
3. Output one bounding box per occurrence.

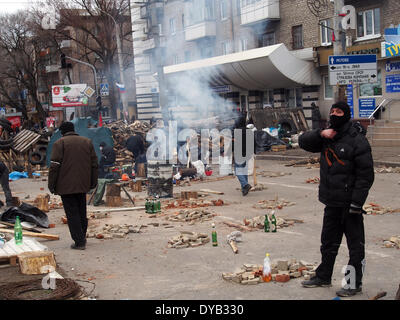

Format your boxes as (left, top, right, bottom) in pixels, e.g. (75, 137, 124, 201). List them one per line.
(363, 203, 400, 215)
(227, 231, 242, 254)
(87, 223, 145, 239)
(164, 199, 225, 209)
(382, 236, 400, 249)
(252, 198, 296, 210)
(222, 259, 318, 285)
(285, 157, 319, 168)
(374, 166, 400, 174)
(306, 177, 320, 184)
(166, 209, 216, 224)
(168, 231, 210, 249)
(243, 215, 303, 229)
(257, 171, 292, 178)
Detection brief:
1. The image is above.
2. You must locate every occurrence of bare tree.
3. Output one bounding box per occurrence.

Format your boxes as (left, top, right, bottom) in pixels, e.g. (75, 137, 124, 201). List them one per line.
(0, 12, 48, 121)
(34, 0, 134, 120)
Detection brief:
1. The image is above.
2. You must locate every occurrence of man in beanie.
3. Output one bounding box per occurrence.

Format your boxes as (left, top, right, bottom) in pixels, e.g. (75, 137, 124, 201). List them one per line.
(48, 122, 98, 250)
(298, 101, 374, 297)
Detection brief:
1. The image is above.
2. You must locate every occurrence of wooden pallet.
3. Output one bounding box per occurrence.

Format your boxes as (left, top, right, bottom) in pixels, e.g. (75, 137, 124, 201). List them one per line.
(0, 238, 48, 268)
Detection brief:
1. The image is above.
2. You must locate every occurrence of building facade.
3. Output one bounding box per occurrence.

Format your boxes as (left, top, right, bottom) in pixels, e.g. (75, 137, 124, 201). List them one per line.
(130, 0, 400, 126)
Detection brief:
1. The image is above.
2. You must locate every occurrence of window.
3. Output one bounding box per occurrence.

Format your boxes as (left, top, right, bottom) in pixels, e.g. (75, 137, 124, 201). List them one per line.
(260, 32, 275, 47)
(173, 54, 179, 65)
(324, 76, 333, 99)
(222, 41, 232, 55)
(170, 18, 176, 35)
(292, 25, 303, 49)
(239, 38, 248, 52)
(184, 51, 191, 62)
(186, 0, 215, 26)
(357, 8, 380, 39)
(262, 90, 274, 107)
(220, 0, 228, 20)
(285, 88, 302, 108)
(320, 19, 333, 46)
(201, 45, 214, 58)
(359, 70, 382, 97)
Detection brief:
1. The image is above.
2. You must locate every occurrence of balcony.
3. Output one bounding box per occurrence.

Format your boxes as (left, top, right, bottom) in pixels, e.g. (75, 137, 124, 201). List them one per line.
(185, 20, 216, 41)
(240, 0, 280, 26)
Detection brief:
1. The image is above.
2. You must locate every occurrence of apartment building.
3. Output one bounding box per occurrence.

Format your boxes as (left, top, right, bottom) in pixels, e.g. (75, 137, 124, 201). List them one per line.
(131, 0, 400, 125)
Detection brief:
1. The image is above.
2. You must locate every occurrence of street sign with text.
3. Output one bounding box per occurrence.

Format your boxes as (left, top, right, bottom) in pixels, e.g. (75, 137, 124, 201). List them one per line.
(329, 55, 377, 85)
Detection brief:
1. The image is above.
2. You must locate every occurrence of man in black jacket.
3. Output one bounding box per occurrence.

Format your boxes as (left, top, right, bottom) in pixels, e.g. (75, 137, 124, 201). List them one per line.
(125, 133, 147, 176)
(299, 101, 374, 297)
(0, 161, 13, 207)
(98, 142, 116, 179)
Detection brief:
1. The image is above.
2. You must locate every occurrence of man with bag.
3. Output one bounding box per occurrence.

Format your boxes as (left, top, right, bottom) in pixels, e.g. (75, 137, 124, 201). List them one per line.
(48, 122, 98, 250)
(298, 101, 374, 297)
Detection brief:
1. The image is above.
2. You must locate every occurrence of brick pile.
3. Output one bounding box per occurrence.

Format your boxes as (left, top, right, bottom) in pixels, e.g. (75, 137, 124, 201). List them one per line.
(363, 203, 400, 215)
(243, 215, 302, 229)
(168, 231, 210, 249)
(252, 198, 296, 210)
(166, 209, 216, 224)
(383, 236, 400, 249)
(222, 259, 318, 285)
(164, 199, 224, 209)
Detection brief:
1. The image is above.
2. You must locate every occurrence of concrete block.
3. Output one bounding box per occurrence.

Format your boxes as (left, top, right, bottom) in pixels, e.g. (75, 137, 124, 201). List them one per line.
(277, 260, 289, 271)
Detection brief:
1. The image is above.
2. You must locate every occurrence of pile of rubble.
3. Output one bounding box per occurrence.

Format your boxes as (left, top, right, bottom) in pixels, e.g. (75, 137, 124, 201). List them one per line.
(87, 223, 134, 239)
(168, 231, 210, 249)
(243, 215, 303, 229)
(285, 157, 320, 168)
(166, 209, 216, 224)
(222, 259, 318, 285)
(236, 184, 268, 192)
(375, 166, 400, 173)
(252, 198, 296, 210)
(164, 199, 224, 209)
(257, 171, 292, 178)
(363, 203, 400, 215)
(383, 236, 400, 249)
(306, 177, 320, 184)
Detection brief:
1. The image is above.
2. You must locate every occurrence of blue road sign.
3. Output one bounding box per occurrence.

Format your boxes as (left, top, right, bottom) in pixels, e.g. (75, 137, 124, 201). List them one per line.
(329, 54, 377, 85)
(100, 83, 109, 96)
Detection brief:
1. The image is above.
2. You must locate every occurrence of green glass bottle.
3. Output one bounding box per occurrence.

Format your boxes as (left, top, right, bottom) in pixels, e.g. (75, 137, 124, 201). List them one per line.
(211, 223, 218, 246)
(14, 216, 23, 245)
(156, 196, 161, 213)
(271, 212, 277, 233)
(145, 198, 149, 213)
(151, 198, 156, 214)
(264, 214, 270, 232)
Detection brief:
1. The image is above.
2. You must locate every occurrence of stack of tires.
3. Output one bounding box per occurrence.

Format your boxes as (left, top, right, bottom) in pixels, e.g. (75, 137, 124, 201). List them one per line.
(29, 144, 47, 166)
(0, 118, 14, 150)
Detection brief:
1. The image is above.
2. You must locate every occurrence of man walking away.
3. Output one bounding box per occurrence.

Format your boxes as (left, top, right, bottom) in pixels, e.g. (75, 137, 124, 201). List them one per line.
(48, 122, 98, 250)
(0, 160, 13, 207)
(298, 101, 374, 297)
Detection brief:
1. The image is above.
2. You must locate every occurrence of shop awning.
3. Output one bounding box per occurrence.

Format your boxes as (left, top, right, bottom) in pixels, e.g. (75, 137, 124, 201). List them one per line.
(163, 43, 321, 90)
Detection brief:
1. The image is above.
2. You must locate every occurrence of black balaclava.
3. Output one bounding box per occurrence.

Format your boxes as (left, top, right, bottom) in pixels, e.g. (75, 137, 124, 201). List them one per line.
(329, 101, 351, 129)
(59, 122, 75, 135)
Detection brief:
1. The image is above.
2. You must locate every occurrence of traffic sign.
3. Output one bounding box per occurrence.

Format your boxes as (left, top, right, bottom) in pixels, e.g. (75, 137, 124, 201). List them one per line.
(329, 54, 377, 85)
(100, 83, 109, 96)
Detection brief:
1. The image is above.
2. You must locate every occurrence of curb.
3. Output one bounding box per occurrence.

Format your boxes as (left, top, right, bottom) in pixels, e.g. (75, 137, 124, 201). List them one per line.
(256, 155, 400, 167)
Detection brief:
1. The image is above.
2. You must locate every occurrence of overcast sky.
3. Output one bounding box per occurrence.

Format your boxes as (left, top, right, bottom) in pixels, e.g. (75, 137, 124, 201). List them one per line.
(0, 0, 34, 14)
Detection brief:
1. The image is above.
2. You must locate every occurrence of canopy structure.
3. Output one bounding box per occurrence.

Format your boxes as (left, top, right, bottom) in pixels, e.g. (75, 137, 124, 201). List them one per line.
(164, 43, 321, 90)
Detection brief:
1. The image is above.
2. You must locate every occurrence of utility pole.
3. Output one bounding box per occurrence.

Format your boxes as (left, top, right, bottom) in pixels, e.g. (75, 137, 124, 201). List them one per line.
(333, 0, 347, 103)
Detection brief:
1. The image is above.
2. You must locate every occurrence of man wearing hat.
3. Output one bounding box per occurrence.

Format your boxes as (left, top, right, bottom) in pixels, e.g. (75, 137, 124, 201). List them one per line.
(48, 122, 98, 250)
(298, 101, 374, 297)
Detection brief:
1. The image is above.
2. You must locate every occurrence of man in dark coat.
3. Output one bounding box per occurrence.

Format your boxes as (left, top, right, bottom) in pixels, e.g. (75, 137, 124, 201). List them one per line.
(298, 101, 374, 297)
(0, 161, 13, 207)
(48, 122, 98, 250)
(125, 133, 147, 176)
(98, 141, 116, 179)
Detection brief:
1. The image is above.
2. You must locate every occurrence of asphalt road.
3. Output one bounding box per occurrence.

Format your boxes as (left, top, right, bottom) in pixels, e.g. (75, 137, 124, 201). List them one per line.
(2, 158, 399, 301)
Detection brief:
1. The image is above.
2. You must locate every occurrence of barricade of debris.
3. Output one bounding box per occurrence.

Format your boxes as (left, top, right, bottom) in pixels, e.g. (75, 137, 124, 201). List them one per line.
(168, 231, 210, 248)
(243, 215, 303, 229)
(363, 202, 400, 215)
(166, 209, 216, 224)
(383, 236, 400, 249)
(252, 198, 296, 210)
(222, 259, 318, 285)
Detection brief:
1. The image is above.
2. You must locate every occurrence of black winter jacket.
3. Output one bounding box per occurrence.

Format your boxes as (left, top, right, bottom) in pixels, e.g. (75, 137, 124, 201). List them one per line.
(298, 122, 374, 208)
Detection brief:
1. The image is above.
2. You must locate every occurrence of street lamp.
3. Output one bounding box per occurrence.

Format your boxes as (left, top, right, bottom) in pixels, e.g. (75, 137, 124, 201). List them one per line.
(99, 9, 129, 121)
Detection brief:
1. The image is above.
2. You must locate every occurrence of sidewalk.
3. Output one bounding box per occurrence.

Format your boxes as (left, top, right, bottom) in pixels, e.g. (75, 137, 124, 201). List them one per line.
(256, 146, 400, 166)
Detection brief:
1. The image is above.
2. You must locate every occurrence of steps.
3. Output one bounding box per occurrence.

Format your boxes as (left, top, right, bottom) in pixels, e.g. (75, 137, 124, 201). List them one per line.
(368, 120, 400, 147)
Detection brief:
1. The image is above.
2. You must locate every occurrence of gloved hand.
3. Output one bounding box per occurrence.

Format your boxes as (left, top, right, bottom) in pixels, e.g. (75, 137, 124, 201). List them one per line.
(349, 203, 362, 214)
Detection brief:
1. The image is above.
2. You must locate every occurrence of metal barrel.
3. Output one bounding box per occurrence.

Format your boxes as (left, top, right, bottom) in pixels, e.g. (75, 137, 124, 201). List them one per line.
(147, 160, 173, 198)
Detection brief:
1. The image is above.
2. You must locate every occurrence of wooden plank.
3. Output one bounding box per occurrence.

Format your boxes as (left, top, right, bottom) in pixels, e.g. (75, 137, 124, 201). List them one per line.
(17, 135, 40, 153)
(88, 206, 145, 213)
(13, 131, 36, 148)
(0, 228, 59, 241)
(199, 189, 224, 195)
